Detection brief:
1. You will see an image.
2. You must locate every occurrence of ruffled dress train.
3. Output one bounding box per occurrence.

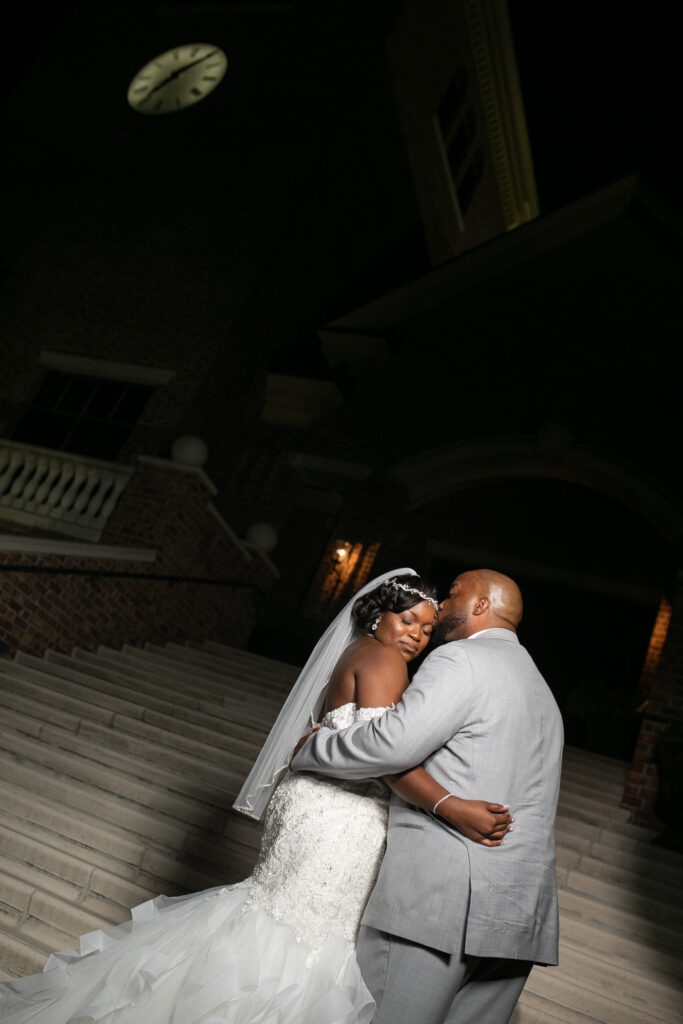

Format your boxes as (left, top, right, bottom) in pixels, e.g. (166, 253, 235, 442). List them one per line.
(0, 704, 389, 1024)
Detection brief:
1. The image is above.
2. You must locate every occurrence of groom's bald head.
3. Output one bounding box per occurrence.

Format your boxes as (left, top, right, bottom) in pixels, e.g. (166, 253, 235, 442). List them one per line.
(468, 569, 523, 629)
(435, 569, 523, 643)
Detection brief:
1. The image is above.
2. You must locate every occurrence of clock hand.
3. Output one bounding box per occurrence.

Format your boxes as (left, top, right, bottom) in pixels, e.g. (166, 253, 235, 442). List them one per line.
(139, 49, 220, 103)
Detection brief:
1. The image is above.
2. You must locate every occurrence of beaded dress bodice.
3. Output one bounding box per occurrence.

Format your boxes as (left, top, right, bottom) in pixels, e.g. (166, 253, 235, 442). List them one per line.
(243, 703, 390, 956)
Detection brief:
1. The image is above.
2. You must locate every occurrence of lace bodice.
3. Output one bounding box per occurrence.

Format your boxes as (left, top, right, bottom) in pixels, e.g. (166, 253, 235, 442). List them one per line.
(243, 703, 390, 959)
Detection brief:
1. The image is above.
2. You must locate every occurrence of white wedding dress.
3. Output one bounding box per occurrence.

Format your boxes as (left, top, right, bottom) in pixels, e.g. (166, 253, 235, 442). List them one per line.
(0, 704, 390, 1024)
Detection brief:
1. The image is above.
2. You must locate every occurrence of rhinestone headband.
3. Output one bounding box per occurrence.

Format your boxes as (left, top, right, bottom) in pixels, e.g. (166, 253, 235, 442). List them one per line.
(387, 579, 439, 611)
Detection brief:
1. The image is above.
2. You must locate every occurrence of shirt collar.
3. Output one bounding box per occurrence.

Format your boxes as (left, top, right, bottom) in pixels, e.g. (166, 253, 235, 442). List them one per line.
(466, 627, 519, 643)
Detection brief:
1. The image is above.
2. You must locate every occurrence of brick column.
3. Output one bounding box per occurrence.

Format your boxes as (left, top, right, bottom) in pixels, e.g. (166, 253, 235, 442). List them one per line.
(301, 473, 410, 620)
(623, 569, 683, 827)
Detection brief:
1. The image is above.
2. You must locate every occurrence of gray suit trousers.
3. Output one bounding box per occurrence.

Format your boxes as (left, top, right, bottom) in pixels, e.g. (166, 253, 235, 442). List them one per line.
(357, 926, 532, 1024)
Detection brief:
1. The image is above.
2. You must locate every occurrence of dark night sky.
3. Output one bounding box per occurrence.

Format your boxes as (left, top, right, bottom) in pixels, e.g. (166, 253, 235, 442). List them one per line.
(508, 2, 680, 212)
(3, 1, 679, 217)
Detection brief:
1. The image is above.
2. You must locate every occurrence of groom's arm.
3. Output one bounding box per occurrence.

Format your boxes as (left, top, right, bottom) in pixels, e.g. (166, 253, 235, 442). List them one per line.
(291, 644, 475, 779)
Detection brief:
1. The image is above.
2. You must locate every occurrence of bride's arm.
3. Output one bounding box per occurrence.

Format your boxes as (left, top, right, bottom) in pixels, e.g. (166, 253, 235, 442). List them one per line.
(386, 767, 512, 847)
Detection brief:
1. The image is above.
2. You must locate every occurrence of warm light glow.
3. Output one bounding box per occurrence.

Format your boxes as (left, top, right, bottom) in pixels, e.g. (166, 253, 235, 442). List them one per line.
(639, 597, 673, 693)
(333, 541, 352, 565)
(322, 539, 361, 604)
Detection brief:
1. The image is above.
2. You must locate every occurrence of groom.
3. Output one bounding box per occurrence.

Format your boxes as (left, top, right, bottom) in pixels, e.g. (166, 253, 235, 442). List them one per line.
(292, 569, 563, 1024)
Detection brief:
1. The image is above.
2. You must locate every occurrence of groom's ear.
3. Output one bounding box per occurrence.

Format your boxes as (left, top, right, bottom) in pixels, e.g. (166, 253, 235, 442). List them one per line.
(472, 595, 489, 616)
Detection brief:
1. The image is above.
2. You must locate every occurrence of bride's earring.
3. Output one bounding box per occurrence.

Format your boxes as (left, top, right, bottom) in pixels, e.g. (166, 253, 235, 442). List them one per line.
(371, 616, 381, 632)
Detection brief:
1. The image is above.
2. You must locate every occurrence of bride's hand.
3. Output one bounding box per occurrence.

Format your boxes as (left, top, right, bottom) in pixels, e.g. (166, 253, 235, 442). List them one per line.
(438, 798, 513, 846)
(292, 725, 319, 760)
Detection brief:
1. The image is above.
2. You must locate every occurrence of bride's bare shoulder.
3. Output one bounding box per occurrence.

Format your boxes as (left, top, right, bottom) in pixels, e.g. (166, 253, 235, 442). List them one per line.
(342, 636, 404, 670)
(325, 637, 406, 711)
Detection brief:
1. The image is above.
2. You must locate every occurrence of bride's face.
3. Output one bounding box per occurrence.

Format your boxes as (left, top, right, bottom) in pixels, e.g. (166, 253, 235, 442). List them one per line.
(374, 600, 437, 661)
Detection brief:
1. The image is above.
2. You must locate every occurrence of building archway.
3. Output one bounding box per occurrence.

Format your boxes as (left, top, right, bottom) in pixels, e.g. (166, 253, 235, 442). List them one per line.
(382, 434, 680, 761)
(390, 431, 683, 550)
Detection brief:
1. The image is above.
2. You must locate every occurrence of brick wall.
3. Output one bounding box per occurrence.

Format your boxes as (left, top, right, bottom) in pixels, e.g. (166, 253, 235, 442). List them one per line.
(0, 460, 272, 658)
(622, 571, 683, 826)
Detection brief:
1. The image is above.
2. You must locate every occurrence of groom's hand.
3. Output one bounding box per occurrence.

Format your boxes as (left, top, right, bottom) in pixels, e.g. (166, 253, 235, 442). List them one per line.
(441, 798, 513, 846)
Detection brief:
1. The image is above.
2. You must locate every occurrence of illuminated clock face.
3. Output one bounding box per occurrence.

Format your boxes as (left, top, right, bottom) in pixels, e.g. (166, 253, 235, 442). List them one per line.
(127, 43, 227, 115)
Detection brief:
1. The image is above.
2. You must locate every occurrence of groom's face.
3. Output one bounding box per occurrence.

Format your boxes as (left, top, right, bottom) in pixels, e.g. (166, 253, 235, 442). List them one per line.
(434, 574, 477, 643)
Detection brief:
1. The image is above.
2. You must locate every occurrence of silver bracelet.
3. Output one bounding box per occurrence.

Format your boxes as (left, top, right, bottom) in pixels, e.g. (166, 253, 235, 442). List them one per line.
(432, 793, 456, 815)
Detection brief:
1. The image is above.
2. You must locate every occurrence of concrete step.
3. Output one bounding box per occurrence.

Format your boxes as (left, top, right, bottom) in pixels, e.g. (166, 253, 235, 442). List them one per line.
(0, 926, 54, 979)
(0, 640, 681, 1024)
(557, 887, 683, 956)
(1, 663, 269, 758)
(48, 650, 268, 734)
(49, 717, 254, 788)
(123, 646, 287, 709)
(557, 910, 682, 982)
(555, 835, 683, 889)
(0, 682, 264, 783)
(557, 937, 683, 1017)
(0, 751, 211, 848)
(563, 744, 629, 772)
(525, 965, 675, 1024)
(558, 770, 625, 802)
(595, 826, 683, 869)
(513, 992, 599, 1023)
(43, 648, 282, 721)
(0, 777, 257, 900)
(67, 649, 275, 743)
(554, 816, 674, 871)
(0, 667, 122, 728)
(0, 720, 246, 809)
(164, 640, 296, 683)
(562, 864, 683, 928)
(194, 640, 300, 683)
(0, 856, 132, 932)
(0, 837, 155, 914)
(81, 712, 261, 773)
(586, 839, 683, 886)
(557, 790, 631, 826)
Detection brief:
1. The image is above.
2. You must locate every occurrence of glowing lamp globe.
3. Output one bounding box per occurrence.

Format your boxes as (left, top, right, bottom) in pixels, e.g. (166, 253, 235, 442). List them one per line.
(171, 435, 208, 467)
(246, 522, 278, 554)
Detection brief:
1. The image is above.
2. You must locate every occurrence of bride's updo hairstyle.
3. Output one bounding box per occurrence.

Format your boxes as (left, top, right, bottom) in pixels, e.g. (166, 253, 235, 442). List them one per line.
(352, 573, 439, 632)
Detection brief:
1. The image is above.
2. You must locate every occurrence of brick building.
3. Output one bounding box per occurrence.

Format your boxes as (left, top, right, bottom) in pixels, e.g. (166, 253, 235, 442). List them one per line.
(1, 0, 681, 828)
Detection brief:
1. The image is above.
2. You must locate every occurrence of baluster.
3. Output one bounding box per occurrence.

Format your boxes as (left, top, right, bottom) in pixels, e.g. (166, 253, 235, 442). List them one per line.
(34, 457, 64, 509)
(0, 450, 24, 499)
(94, 472, 129, 526)
(85, 470, 113, 519)
(53, 462, 87, 519)
(72, 467, 102, 516)
(0, 446, 13, 479)
(9, 452, 37, 508)
(46, 463, 77, 518)
(19, 455, 49, 507)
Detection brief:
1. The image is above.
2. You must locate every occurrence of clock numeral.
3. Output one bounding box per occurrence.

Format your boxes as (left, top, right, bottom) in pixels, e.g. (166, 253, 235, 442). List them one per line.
(190, 46, 201, 57)
(154, 98, 164, 111)
(190, 86, 203, 97)
(133, 85, 149, 94)
(205, 61, 222, 69)
(202, 75, 217, 82)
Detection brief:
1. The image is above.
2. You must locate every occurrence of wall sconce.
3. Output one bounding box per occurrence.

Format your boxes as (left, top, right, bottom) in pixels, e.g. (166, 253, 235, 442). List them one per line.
(333, 541, 352, 569)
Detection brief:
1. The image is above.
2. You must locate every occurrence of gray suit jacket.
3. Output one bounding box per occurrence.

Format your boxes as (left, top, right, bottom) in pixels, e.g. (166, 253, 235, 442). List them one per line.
(292, 629, 563, 964)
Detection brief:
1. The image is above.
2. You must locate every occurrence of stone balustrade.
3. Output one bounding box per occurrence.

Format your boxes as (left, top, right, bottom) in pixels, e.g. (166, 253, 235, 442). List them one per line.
(0, 440, 133, 542)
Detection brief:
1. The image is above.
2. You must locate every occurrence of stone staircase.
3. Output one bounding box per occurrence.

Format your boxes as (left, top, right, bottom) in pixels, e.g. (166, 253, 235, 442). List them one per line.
(0, 642, 681, 1022)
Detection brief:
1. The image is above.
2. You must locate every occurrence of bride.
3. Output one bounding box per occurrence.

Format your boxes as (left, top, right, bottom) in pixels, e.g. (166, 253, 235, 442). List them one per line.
(0, 569, 511, 1023)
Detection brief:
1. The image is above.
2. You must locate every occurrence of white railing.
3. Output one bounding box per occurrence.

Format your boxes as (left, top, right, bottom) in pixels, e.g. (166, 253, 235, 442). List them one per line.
(0, 441, 133, 542)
